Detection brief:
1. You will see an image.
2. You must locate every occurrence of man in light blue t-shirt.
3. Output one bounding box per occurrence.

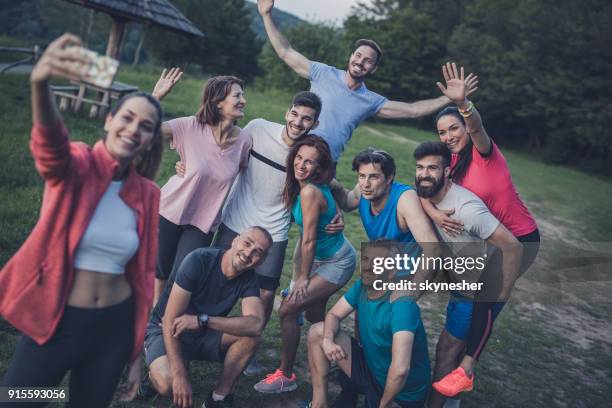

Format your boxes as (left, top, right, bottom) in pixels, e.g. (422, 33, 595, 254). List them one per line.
(257, 0, 477, 163)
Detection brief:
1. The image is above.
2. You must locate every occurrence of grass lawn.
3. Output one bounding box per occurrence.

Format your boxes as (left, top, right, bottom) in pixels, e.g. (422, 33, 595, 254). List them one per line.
(1, 68, 611, 407)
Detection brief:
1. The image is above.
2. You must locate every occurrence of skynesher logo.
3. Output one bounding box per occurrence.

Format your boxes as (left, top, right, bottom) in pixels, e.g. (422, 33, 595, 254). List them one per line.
(372, 253, 487, 275)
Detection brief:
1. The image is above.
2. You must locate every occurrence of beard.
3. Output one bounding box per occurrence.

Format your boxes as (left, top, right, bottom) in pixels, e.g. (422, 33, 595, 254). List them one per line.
(415, 175, 445, 198)
(346, 58, 370, 81)
(285, 124, 310, 140)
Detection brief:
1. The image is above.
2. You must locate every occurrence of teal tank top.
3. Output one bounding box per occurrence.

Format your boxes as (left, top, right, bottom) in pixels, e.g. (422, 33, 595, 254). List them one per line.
(292, 184, 344, 260)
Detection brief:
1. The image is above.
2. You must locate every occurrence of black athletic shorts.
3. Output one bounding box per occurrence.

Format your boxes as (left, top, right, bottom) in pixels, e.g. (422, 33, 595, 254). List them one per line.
(144, 323, 225, 366)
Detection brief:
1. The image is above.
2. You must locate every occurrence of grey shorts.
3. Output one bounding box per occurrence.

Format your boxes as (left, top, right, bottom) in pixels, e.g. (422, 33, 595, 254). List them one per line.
(144, 323, 225, 366)
(215, 223, 287, 291)
(311, 239, 356, 287)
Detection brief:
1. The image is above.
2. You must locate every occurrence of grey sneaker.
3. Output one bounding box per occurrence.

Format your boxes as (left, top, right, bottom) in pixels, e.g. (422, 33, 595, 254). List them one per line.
(253, 369, 297, 393)
(242, 356, 263, 376)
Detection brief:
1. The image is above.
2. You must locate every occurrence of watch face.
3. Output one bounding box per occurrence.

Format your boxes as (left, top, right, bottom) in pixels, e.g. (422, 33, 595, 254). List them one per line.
(200, 314, 208, 325)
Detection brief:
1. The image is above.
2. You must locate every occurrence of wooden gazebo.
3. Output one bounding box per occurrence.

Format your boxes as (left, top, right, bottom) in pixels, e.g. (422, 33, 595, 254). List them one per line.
(57, 0, 204, 117)
(65, 0, 204, 58)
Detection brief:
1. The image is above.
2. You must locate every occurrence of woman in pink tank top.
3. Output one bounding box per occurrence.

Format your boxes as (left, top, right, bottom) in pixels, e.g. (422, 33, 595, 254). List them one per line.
(424, 63, 540, 401)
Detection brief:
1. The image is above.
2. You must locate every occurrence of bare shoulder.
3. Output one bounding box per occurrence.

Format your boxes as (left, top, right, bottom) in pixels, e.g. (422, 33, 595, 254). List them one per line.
(301, 183, 324, 200)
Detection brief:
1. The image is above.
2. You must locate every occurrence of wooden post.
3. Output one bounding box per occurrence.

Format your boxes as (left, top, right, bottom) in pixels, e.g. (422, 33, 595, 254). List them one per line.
(132, 27, 146, 66)
(94, 16, 127, 118)
(105, 17, 126, 58)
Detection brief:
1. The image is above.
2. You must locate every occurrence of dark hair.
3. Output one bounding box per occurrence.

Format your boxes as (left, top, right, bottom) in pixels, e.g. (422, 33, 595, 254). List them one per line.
(247, 226, 273, 249)
(195, 75, 244, 126)
(291, 91, 322, 121)
(110, 92, 164, 180)
(413, 141, 452, 169)
(435, 106, 472, 183)
(282, 135, 334, 209)
(352, 147, 396, 179)
(353, 39, 383, 64)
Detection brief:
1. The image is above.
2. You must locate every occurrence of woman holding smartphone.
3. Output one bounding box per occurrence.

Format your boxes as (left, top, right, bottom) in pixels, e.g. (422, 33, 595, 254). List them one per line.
(0, 34, 163, 407)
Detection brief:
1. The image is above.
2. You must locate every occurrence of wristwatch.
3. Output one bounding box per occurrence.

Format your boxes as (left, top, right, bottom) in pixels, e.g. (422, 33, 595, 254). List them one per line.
(198, 313, 209, 330)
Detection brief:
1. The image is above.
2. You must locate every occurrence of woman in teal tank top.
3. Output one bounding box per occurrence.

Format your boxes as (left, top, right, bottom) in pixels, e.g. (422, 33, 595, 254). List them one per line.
(254, 136, 356, 393)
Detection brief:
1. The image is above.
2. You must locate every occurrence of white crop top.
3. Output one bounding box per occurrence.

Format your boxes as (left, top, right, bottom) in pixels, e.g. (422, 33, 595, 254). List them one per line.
(74, 181, 139, 274)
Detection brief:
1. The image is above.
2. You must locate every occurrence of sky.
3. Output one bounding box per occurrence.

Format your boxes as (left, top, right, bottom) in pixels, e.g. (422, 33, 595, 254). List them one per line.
(247, 0, 370, 24)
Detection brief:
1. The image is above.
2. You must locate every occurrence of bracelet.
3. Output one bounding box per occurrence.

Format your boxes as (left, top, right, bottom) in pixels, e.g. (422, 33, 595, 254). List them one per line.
(458, 101, 474, 117)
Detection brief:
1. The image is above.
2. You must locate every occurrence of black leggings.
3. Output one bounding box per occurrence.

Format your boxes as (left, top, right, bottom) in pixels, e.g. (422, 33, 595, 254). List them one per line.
(1, 297, 134, 408)
(156, 215, 214, 280)
(465, 229, 541, 359)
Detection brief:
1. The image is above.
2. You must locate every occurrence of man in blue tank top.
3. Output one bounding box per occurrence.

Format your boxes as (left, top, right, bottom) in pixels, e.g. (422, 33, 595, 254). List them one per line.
(330, 148, 438, 247)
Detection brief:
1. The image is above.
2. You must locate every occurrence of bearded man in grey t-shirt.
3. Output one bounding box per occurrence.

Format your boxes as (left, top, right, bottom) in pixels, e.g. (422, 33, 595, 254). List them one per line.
(413, 141, 523, 407)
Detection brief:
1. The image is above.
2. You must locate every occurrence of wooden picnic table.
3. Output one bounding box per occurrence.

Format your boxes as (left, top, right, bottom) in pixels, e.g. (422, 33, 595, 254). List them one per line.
(51, 80, 139, 119)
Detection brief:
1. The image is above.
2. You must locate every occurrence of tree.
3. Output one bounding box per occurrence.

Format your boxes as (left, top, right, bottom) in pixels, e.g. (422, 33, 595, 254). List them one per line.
(449, 0, 612, 169)
(146, 0, 262, 81)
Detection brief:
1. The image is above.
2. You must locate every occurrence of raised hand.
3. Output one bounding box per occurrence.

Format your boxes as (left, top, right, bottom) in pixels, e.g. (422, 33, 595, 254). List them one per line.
(30, 33, 89, 84)
(436, 62, 479, 103)
(152, 67, 183, 101)
(257, 0, 274, 16)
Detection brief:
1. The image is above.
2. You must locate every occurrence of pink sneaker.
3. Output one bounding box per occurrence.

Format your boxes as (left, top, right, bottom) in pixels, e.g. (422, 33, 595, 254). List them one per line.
(253, 369, 297, 393)
(433, 367, 474, 397)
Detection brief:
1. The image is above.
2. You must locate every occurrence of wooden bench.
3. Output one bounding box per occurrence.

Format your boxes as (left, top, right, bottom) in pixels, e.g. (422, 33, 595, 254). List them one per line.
(50, 81, 139, 119)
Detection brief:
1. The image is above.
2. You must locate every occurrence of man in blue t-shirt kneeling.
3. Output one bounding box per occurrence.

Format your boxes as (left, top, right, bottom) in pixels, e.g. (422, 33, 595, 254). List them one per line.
(306, 240, 431, 408)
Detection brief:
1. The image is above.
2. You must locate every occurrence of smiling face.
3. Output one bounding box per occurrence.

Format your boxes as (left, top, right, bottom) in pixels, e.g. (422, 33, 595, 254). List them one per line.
(217, 83, 246, 121)
(293, 145, 321, 182)
(437, 114, 469, 154)
(284, 105, 318, 142)
(103, 96, 159, 163)
(230, 228, 271, 272)
(415, 155, 449, 198)
(347, 45, 379, 80)
(357, 162, 392, 202)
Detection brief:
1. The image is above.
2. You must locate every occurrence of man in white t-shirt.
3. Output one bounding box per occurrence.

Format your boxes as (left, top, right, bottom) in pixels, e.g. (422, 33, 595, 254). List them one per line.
(257, 0, 478, 163)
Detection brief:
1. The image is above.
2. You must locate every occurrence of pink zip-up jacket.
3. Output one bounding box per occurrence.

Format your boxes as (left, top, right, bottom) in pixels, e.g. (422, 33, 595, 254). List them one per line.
(0, 121, 159, 363)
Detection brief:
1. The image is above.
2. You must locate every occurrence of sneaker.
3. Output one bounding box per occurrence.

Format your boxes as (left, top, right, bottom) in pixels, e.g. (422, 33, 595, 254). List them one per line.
(202, 392, 234, 407)
(243, 356, 263, 376)
(136, 376, 158, 400)
(253, 369, 298, 393)
(432, 367, 474, 397)
(297, 401, 312, 408)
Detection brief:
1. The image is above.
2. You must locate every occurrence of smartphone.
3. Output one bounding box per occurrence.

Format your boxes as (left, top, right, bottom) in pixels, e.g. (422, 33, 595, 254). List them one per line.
(67, 46, 119, 88)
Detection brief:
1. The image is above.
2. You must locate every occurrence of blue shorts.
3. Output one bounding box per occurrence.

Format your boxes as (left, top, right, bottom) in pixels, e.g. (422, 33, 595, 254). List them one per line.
(445, 292, 504, 341)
